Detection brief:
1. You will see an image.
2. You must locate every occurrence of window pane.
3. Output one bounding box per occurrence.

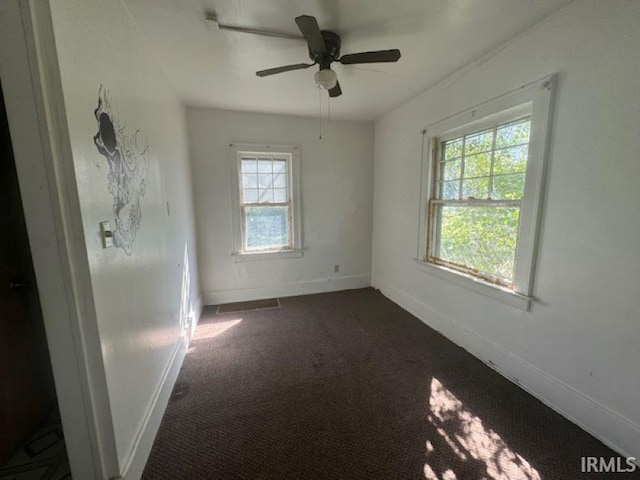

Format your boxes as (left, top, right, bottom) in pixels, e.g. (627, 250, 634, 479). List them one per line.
(496, 119, 530, 148)
(273, 160, 287, 173)
(258, 160, 272, 173)
(273, 172, 287, 188)
(245, 206, 290, 250)
(258, 188, 273, 202)
(440, 180, 459, 200)
(241, 159, 257, 173)
(273, 188, 287, 202)
(444, 139, 463, 160)
(243, 188, 258, 203)
(494, 145, 528, 174)
(464, 152, 491, 178)
(442, 160, 461, 181)
(242, 173, 257, 188)
(465, 130, 493, 155)
(436, 205, 520, 282)
(462, 177, 490, 199)
(492, 173, 525, 200)
(258, 173, 273, 188)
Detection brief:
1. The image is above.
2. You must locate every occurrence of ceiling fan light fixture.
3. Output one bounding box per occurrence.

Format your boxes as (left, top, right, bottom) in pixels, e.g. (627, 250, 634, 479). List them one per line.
(314, 68, 338, 90)
(254, 14, 401, 99)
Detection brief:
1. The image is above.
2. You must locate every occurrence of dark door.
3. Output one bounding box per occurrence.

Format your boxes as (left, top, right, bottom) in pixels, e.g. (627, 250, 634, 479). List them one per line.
(0, 81, 56, 465)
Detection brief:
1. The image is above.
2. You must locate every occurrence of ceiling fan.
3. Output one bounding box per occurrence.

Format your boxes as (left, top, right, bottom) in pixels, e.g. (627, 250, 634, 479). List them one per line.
(256, 15, 401, 98)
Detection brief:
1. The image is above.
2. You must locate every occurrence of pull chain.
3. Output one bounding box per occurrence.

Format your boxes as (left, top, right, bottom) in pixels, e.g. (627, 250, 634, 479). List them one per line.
(318, 87, 322, 140)
(328, 95, 331, 124)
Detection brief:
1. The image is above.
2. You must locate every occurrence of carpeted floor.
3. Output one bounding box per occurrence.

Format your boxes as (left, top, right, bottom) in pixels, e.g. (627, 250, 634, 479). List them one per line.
(143, 288, 638, 479)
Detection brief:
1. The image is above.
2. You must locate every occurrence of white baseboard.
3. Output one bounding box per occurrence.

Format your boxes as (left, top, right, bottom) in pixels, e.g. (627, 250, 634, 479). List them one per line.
(372, 275, 640, 462)
(119, 295, 203, 479)
(202, 274, 371, 305)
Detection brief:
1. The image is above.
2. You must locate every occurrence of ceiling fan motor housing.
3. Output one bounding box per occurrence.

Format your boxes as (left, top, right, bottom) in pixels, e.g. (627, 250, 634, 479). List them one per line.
(309, 31, 341, 68)
(255, 15, 401, 98)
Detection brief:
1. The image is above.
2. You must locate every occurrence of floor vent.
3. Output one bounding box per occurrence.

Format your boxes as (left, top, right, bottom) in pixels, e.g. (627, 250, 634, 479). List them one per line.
(217, 298, 280, 314)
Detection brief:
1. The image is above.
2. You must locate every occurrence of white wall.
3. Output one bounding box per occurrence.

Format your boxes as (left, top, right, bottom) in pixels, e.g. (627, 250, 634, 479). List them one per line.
(188, 108, 373, 304)
(0, 1, 118, 477)
(49, 0, 200, 477)
(372, 0, 640, 460)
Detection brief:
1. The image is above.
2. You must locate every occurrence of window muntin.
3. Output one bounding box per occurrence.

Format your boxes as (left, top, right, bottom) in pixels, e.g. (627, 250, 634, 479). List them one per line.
(239, 154, 293, 252)
(428, 117, 532, 286)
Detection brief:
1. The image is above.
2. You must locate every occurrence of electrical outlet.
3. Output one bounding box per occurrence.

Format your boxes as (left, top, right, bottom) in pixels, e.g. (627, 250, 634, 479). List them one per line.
(333, 264, 339, 273)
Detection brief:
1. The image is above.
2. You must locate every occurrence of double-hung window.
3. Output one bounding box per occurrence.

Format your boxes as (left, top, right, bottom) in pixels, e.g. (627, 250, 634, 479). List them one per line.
(431, 116, 531, 285)
(418, 76, 555, 309)
(230, 144, 302, 259)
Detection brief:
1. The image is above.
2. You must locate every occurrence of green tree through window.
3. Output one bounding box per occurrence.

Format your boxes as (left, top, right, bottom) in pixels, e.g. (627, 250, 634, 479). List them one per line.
(240, 156, 292, 252)
(430, 117, 531, 286)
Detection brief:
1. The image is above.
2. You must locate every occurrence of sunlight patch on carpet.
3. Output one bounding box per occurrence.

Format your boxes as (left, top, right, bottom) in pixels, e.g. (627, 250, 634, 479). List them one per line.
(192, 319, 242, 342)
(425, 378, 540, 480)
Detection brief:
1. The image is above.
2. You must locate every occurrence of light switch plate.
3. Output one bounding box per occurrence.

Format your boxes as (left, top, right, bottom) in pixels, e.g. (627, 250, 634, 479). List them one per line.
(100, 221, 113, 248)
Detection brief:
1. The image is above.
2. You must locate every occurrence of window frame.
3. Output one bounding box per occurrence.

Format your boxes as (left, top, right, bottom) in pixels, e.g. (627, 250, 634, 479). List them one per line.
(427, 110, 532, 287)
(229, 143, 303, 261)
(416, 75, 556, 310)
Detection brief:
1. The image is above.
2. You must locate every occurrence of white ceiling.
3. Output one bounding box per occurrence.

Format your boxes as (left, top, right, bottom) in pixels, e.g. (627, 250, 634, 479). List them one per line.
(122, 0, 572, 121)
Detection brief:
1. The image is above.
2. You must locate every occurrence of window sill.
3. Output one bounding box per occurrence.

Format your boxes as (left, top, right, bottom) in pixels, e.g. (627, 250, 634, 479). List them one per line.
(232, 249, 304, 262)
(413, 259, 533, 311)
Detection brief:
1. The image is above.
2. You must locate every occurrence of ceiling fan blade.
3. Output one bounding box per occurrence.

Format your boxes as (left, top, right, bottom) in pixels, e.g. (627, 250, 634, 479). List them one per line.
(328, 80, 342, 98)
(295, 15, 326, 54)
(256, 63, 314, 77)
(339, 49, 401, 65)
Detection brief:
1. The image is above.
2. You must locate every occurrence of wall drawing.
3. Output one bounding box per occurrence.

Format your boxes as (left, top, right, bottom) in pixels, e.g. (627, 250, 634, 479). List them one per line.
(93, 85, 149, 254)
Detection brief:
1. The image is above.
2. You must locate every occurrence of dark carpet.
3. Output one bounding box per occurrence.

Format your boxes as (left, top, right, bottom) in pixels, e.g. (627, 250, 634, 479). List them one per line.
(143, 288, 638, 479)
(217, 298, 280, 314)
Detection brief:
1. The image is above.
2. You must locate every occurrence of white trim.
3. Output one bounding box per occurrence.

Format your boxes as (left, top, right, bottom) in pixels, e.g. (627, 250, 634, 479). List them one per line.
(414, 259, 532, 310)
(232, 249, 304, 262)
(372, 275, 640, 462)
(202, 274, 370, 305)
(514, 77, 556, 294)
(120, 342, 186, 479)
(418, 75, 556, 302)
(436, 103, 532, 144)
(229, 142, 303, 256)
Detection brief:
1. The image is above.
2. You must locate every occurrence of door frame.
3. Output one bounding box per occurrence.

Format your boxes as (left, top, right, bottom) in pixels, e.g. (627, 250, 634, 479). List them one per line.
(0, 1, 118, 478)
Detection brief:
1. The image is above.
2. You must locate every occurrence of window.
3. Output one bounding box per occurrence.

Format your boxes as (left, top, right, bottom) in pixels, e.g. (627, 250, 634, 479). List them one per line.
(240, 156, 291, 251)
(431, 116, 530, 286)
(229, 144, 302, 259)
(418, 76, 556, 309)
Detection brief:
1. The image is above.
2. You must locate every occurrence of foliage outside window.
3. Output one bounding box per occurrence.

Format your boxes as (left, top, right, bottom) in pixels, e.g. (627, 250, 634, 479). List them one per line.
(419, 76, 556, 308)
(239, 155, 293, 252)
(429, 117, 531, 287)
(229, 144, 301, 259)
